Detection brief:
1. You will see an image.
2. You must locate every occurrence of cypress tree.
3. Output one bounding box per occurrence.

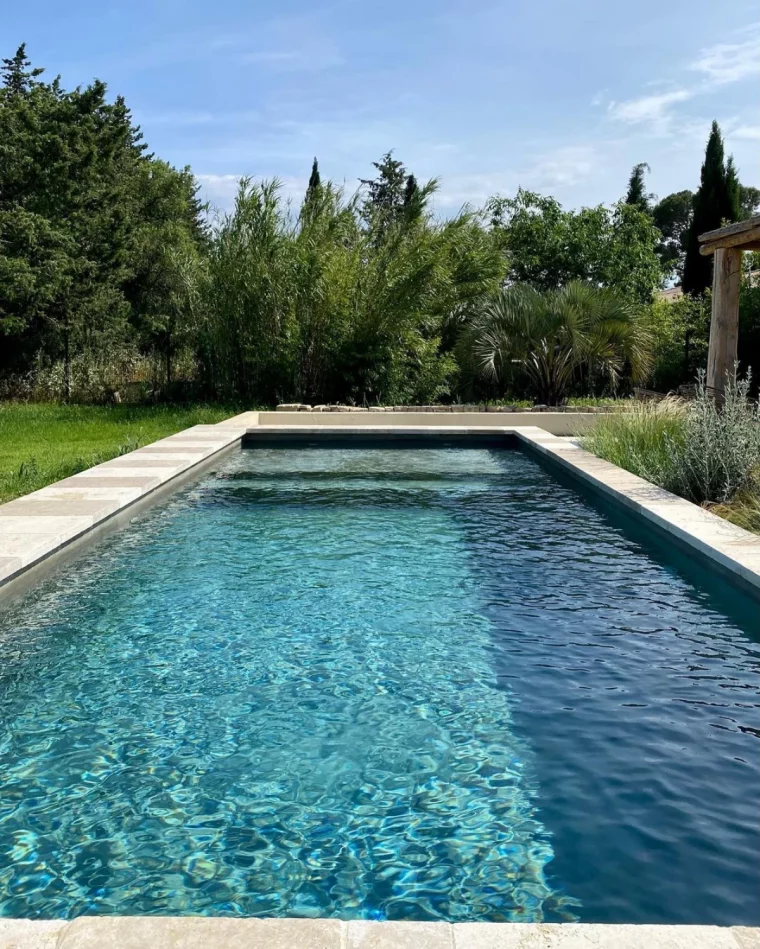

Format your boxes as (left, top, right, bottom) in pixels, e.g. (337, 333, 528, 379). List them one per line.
(725, 155, 741, 222)
(302, 157, 321, 223)
(682, 121, 739, 295)
(307, 156, 320, 194)
(625, 163, 651, 212)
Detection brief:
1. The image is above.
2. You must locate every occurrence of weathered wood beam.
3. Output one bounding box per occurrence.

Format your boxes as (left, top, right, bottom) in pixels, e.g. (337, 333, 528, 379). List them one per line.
(700, 224, 760, 255)
(699, 215, 760, 243)
(706, 247, 741, 394)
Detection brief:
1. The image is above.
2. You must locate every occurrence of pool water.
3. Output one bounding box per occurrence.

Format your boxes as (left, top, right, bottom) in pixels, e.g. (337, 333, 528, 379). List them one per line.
(0, 447, 758, 924)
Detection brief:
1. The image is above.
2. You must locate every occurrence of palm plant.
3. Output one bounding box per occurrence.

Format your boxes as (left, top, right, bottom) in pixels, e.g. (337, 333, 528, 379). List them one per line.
(461, 281, 652, 404)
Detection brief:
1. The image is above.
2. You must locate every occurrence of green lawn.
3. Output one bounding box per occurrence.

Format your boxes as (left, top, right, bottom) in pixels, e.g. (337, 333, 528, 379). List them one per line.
(0, 403, 240, 504)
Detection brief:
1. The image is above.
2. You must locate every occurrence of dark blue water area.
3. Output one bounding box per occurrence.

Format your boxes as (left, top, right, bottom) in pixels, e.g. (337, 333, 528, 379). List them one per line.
(447, 447, 760, 926)
(0, 446, 757, 924)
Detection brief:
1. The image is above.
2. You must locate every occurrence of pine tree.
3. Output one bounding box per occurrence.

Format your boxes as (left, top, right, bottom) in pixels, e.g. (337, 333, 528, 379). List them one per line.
(360, 151, 408, 228)
(625, 163, 651, 212)
(682, 121, 739, 295)
(1, 43, 44, 94)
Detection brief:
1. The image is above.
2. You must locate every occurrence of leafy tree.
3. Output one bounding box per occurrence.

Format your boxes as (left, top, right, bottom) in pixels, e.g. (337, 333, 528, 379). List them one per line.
(0, 45, 206, 396)
(625, 163, 652, 212)
(652, 190, 693, 282)
(739, 185, 760, 219)
(459, 282, 651, 404)
(488, 189, 663, 302)
(682, 121, 740, 296)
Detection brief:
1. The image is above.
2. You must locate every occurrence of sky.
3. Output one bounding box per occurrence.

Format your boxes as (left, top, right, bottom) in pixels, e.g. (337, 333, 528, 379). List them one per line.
(3, 0, 759, 216)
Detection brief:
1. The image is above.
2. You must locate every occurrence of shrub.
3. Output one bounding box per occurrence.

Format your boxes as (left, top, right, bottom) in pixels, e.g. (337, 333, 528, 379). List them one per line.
(585, 372, 760, 506)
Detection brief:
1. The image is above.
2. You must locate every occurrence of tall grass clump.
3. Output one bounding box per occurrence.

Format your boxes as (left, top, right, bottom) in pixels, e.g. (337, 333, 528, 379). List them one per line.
(585, 372, 760, 511)
(194, 177, 505, 406)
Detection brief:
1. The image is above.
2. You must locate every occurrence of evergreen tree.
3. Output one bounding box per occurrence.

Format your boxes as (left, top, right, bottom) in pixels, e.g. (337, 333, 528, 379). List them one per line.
(360, 151, 408, 228)
(625, 163, 652, 213)
(301, 157, 322, 224)
(0, 45, 206, 390)
(403, 174, 418, 208)
(682, 121, 739, 295)
(726, 156, 741, 221)
(307, 157, 321, 195)
(1, 44, 43, 94)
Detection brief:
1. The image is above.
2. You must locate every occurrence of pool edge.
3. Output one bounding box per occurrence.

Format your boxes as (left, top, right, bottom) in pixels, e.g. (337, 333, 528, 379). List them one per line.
(1, 917, 756, 948)
(0, 412, 260, 602)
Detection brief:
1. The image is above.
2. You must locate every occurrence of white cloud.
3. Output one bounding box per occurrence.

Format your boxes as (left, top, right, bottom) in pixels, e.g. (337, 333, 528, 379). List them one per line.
(729, 124, 760, 141)
(605, 24, 758, 136)
(607, 89, 692, 129)
(690, 27, 760, 85)
(529, 145, 597, 188)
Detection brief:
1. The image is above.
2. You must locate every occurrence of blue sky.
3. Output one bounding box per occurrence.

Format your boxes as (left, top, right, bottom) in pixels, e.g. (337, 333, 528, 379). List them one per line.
(3, 0, 758, 215)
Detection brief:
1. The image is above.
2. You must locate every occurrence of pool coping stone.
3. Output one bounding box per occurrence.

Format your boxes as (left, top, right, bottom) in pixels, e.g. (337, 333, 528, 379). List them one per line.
(0, 413, 259, 591)
(0, 919, 757, 948)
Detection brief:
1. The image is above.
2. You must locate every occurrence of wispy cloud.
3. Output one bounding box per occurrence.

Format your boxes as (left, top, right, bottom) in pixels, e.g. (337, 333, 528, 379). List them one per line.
(606, 24, 758, 135)
(690, 26, 760, 85)
(731, 124, 760, 141)
(530, 145, 598, 187)
(607, 89, 692, 129)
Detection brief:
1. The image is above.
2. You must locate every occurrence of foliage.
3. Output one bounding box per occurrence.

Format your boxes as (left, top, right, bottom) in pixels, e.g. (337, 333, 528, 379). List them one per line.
(487, 190, 663, 302)
(459, 282, 652, 405)
(0, 402, 236, 503)
(0, 45, 206, 395)
(195, 176, 505, 405)
(739, 185, 760, 219)
(652, 190, 693, 282)
(645, 293, 711, 392)
(586, 373, 760, 508)
(624, 163, 653, 213)
(682, 121, 741, 296)
(583, 397, 686, 485)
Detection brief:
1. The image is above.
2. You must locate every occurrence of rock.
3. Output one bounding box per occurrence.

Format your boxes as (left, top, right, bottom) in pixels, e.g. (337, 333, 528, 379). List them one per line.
(531, 404, 549, 412)
(297, 404, 312, 411)
(276, 404, 301, 411)
(311, 405, 327, 412)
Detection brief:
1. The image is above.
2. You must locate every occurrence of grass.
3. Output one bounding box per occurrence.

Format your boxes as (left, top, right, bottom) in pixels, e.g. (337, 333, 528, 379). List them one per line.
(584, 384, 760, 535)
(582, 398, 686, 488)
(0, 403, 242, 504)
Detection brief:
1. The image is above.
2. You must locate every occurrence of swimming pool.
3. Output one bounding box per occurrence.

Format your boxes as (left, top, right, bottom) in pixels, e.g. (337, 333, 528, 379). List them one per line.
(0, 446, 758, 924)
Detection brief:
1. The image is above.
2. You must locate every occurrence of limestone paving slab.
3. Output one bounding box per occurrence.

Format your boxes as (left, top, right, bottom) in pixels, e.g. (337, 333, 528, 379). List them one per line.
(451, 924, 744, 948)
(0, 918, 65, 949)
(56, 916, 344, 949)
(0, 919, 756, 949)
(347, 920, 453, 948)
(0, 419, 246, 589)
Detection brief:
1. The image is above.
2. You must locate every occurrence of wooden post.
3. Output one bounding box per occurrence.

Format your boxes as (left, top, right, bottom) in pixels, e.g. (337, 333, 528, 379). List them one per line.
(706, 247, 741, 394)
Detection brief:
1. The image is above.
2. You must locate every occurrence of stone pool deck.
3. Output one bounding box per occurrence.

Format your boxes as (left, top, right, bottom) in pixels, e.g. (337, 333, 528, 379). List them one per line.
(1, 918, 759, 949)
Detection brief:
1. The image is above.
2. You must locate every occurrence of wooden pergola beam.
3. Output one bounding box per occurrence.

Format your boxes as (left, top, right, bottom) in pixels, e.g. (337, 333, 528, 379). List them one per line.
(699, 216, 759, 395)
(699, 224, 760, 255)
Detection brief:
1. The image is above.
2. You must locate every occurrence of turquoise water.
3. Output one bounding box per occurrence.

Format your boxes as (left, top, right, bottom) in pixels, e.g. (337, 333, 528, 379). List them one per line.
(0, 447, 758, 924)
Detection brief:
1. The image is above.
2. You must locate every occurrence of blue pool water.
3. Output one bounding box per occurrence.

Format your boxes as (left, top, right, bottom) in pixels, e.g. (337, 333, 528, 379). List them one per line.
(0, 447, 758, 924)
